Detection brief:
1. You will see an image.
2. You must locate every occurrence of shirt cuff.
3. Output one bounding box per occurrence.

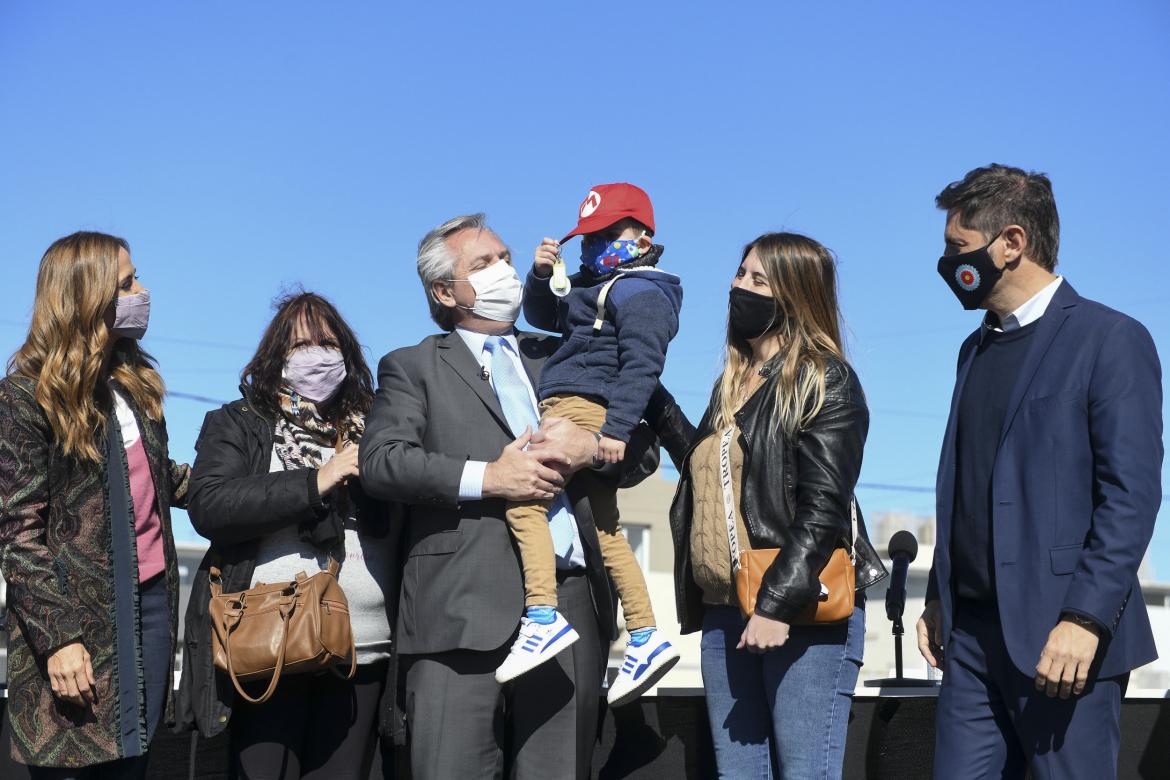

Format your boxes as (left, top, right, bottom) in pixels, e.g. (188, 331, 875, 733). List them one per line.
(459, 460, 488, 501)
(1061, 608, 1109, 635)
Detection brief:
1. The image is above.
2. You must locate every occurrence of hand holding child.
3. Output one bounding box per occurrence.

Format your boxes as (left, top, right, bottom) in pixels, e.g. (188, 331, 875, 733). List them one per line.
(597, 434, 626, 464)
(533, 238, 560, 279)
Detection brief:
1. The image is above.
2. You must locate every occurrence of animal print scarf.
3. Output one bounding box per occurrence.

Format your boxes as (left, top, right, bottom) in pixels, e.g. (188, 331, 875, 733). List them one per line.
(273, 386, 365, 471)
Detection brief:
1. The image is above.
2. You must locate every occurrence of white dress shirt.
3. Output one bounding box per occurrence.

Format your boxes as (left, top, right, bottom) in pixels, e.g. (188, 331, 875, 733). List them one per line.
(453, 327, 586, 569)
(986, 276, 1064, 333)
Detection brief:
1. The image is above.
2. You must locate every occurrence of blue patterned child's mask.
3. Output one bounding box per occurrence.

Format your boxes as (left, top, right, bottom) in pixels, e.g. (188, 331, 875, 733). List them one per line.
(580, 235, 642, 275)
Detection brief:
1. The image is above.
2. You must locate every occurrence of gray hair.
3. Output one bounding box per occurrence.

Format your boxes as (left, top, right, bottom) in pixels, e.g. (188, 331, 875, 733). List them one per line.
(416, 213, 488, 331)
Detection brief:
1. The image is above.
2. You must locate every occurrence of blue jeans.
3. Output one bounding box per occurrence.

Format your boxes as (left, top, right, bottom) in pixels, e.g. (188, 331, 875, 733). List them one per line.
(700, 604, 865, 779)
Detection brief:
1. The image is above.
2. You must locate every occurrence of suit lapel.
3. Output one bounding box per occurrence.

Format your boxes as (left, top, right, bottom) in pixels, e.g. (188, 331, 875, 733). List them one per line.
(997, 282, 1077, 450)
(436, 331, 512, 436)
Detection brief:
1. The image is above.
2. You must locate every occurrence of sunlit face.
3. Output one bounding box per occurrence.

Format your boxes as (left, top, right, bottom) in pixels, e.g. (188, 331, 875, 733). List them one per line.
(288, 316, 339, 356)
(942, 210, 995, 258)
(104, 247, 146, 331)
(732, 247, 772, 296)
(435, 227, 512, 313)
(582, 219, 653, 254)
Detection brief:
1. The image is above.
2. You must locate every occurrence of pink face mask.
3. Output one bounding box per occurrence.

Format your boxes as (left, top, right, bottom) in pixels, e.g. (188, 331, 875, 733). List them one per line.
(112, 291, 150, 340)
(283, 346, 347, 403)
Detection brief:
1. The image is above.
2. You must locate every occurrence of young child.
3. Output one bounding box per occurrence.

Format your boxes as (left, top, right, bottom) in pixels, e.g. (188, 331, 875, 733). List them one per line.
(494, 183, 682, 707)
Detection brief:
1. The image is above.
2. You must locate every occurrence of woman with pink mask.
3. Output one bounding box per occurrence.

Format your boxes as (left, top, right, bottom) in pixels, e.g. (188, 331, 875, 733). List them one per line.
(175, 291, 399, 780)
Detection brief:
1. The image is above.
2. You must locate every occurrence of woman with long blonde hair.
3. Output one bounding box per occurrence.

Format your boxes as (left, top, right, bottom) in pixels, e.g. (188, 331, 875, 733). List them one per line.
(0, 232, 189, 778)
(650, 232, 886, 778)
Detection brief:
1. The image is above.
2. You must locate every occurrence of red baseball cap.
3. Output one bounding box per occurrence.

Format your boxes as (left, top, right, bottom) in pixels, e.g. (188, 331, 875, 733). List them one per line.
(561, 183, 656, 243)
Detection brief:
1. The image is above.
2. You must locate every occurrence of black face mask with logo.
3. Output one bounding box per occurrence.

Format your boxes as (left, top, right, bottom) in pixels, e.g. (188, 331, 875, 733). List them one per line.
(937, 232, 1004, 310)
(728, 287, 783, 340)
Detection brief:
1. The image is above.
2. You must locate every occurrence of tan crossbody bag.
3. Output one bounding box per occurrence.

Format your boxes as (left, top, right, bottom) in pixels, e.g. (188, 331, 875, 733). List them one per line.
(208, 557, 357, 704)
(719, 426, 856, 624)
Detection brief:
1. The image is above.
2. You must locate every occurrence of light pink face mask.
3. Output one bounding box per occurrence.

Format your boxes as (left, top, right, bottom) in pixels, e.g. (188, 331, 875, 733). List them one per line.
(283, 346, 347, 403)
(112, 291, 151, 340)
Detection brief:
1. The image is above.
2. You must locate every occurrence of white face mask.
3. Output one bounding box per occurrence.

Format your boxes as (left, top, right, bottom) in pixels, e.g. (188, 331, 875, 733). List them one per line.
(448, 260, 524, 323)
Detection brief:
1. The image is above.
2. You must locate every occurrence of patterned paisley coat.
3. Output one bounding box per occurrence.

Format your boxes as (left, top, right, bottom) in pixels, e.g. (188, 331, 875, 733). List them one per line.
(0, 375, 189, 768)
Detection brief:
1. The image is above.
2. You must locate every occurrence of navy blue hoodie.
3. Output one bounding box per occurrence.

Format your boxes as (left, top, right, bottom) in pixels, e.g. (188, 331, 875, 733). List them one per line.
(523, 246, 683, 441)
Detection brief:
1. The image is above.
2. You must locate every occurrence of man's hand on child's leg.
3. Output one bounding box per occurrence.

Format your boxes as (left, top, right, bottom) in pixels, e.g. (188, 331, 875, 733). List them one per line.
(597, 435, 626, 464)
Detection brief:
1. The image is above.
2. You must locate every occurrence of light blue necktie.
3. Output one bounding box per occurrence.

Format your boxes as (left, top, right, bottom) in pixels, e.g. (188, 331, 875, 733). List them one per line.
(483, 336, 575, 557)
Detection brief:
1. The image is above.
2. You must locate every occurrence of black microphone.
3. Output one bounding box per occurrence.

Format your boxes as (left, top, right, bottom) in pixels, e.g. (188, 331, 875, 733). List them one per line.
(479, 366, 490, 380)
(885, 530, 918, 623)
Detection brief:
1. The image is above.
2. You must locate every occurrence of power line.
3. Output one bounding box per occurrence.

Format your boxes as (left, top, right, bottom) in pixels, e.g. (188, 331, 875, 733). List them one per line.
(168, 391, 230, 405)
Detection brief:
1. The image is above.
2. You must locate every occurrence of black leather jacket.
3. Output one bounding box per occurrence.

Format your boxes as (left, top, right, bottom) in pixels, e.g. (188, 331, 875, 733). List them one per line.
(649, 358, 887, 633)
(174, 386, 404, 742)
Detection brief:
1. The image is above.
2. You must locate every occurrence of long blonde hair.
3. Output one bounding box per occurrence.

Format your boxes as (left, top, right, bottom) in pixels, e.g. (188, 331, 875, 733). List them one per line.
(9, 232, 165, 461)
(712, 232, 845, 437)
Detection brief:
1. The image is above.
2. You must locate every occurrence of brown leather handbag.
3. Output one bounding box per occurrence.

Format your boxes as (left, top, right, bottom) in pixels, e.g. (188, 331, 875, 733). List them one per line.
(734, 546, 856, 624)
(718, 427, 857, 625)
(208, 558, 356, 704)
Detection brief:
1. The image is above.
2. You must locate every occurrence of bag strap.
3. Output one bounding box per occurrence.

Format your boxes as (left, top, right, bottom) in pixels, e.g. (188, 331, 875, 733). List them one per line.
(592, 273, 627, 334)
(718, 426, 742, 575)
(223, 598, 294, 705)
(849, 497, 858, 564)
(329, 634, 358, 682)
(721, 426, 859, 569)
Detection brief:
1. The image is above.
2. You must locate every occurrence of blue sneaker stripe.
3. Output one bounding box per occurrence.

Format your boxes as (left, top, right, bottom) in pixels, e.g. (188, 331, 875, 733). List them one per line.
(631, 643, 670, 681)
(541, 624, 574, 652)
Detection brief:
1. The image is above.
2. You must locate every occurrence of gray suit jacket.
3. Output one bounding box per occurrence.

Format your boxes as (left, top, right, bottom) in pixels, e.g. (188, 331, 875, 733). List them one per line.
(360, 329, 658, 656)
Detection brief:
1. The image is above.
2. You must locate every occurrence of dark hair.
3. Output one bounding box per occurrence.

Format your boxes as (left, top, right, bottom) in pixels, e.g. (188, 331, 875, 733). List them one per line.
(588, 217, 654, 239)
(241, 289, 374, 423)
(935, 164, 1060, 271)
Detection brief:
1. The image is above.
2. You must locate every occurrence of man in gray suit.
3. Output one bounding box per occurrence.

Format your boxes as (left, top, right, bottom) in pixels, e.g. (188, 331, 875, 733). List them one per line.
(360, 213, 658, 779)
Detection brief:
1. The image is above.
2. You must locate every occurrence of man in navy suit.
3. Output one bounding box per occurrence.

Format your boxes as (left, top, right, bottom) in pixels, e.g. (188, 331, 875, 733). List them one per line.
(916, 164, 1163, 779)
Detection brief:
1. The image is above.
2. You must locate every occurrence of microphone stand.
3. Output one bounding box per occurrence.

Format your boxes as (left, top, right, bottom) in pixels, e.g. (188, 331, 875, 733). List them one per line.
(864, 613, 937, 689)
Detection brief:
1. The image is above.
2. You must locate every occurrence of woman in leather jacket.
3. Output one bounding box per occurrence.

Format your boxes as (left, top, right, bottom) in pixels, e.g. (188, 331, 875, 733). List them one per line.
(175, 291, 399, 780)
(649, 232, 886, 779)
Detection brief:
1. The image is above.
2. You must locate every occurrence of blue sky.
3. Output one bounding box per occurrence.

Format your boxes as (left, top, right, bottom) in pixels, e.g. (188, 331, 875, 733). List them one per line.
(2, 2, 1168, 572)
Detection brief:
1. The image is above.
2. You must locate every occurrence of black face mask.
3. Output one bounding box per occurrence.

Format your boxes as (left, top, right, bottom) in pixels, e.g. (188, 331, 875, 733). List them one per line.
(728, 287, 782, 340)
(937, 232, 1004, 310)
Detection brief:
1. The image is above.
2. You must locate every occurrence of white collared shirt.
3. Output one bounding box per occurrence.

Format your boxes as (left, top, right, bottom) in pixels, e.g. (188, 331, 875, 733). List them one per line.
(986, 276, 1064, 333)
(452, 327, 586, 569)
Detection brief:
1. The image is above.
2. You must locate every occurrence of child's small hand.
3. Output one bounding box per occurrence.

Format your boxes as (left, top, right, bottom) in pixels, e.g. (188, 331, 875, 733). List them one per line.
(533, 238, 560, 278)
(597, 435, 626, 464)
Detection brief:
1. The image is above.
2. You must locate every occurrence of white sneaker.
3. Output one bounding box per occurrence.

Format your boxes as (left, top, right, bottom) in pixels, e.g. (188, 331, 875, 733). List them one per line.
(607, 631, 680, 708)
(494, 611, 580, 683)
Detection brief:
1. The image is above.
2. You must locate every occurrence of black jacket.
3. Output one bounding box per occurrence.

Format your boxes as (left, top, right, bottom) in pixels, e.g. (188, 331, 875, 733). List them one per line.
(174, 386, 404, 743)
(649, 358, 887, 633)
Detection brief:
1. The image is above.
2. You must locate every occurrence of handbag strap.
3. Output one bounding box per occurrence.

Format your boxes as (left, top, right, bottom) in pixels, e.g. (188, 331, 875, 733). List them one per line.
(849, 498, 858, 564)
(720, 426, 860, 569)
(223, 598, 293, 705)
(718, 427, 743, 574)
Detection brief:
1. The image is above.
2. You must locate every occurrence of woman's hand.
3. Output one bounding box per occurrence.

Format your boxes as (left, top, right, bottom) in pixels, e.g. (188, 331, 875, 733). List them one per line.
(738, 613, 791, 654)
(317, 441, 359, 495)
(47, 641, 96, 707)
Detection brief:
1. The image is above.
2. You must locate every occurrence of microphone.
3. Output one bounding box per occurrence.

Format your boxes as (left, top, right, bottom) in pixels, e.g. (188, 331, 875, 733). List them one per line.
(885, 530, 918, 623)
(479, 366, 490, 381)
(864, 529, 936, 687)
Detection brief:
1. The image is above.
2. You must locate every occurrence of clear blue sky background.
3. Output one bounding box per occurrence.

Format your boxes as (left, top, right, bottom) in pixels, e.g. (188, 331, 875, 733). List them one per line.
(2, 2, 1168, 572)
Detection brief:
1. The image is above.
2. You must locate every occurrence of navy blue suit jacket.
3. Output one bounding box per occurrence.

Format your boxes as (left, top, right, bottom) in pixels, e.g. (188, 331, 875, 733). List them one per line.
(927, 281, 1163, 678)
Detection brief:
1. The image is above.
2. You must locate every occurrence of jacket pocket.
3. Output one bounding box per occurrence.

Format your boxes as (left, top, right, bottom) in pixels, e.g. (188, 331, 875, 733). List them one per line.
(1050, 543, 1083, 575)
(1027, 388, 1083, 408)
(408, 530, 463, 557)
